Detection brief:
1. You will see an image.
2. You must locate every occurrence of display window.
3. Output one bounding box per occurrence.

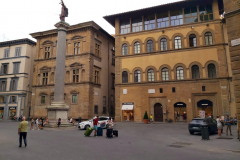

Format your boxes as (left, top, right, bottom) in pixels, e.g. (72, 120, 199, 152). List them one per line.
(174, 102, 187, 122)
(123, 110, 134, 121)
(9, 107, 16, 119)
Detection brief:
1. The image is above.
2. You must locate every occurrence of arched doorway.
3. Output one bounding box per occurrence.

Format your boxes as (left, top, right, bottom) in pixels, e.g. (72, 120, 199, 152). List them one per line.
(174, 102, 187, 122)
(154, 103, 163, 122)
(197, 100, 213, 118)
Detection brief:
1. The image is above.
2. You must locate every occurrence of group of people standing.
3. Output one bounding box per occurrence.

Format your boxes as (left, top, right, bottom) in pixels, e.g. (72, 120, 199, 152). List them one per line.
(216, 115, 236, 137)
(30, 117, 48, 130)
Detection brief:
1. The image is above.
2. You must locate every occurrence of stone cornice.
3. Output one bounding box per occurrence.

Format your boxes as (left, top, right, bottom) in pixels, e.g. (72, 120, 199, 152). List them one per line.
(0, 38, 36, 47)
(224, 8, 240, 18)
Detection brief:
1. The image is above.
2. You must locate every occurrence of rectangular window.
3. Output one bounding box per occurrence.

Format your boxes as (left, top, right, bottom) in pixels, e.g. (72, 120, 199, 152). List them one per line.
(95, 44, 100, 57)
(112, 76, 115, 88)
(0, 80, 6, 91)
(72, 95, 77, 103)
(95, 70, 99, 84)
(4, 49, 10, 58)
(103, 96, 106, 105)
(74, 42, 80, 55)
(94, 105, 98, 114)
(13, 62, 20, 74)
(1, 64, 8, 74)
(172, 87, 176, 93)
(145, 15, 155, 30)
(44, 47, 50, 59)
(73, 69, 79, 83)
(103, 106, 107, 114)
(15, 47, 21, 57)
(41, 96, 46, 104)
(120, 20, 130, 34)
(112, 52, 115, 66)
(0, 96, 4, 103)
(10, 78, 18, 91)
(184, 7, 198, 24)
(199, 5, 213, 21)
(10, 96, 17, 103)
(111, 95, 114, 105)
(157, 12, 169, 28)
(132, 17, 143, 32)
(202, 86, 206, 91)
(160, 88, 163, 93)
(42, 72, 48, 85)
(170, 10, 183, 26)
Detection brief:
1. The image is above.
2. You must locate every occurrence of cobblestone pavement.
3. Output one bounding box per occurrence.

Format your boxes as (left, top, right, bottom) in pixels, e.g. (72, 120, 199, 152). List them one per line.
(0, 121, 239, 160)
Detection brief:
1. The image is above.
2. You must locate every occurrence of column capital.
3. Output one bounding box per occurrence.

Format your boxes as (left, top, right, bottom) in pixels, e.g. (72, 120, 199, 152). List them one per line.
(54, 21, 70, 30)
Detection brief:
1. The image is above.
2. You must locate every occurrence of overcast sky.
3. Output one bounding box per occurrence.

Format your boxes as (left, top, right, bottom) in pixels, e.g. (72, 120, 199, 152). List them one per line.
(0, 0, 182, 42)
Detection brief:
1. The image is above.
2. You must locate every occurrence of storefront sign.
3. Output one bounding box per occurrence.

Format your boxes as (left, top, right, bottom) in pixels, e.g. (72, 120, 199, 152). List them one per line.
(199, 110, 205, 118)
(174, 102, 186, 108)
(197, 100, 213, 107)
(231, 38, 240, 47)
(122, 103, 134, 105)
(0, 107, 4, 110)
(148, 89, 155, 94)
(123, 89, 127, 94)
(9, 107, 16, 110)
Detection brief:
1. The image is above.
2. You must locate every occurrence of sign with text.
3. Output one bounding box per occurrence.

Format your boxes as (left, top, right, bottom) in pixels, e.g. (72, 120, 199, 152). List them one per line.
(9, 107, 16, 110)
(231, 38, 240, 47)
(199, 110, 205, 118)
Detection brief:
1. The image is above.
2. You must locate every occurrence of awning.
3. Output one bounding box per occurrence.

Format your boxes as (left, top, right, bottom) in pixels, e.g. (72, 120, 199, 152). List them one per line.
(174, 102, 186, 108)
(122, 105, 134, 110)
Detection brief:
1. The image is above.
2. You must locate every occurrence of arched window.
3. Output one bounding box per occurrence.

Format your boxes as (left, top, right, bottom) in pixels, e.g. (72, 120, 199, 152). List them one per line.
(176, 66, 184, 80)
(134, 70, 141, 82)
(189, 34, 197, 47)
(192, 65, 200, 79)
(122, 71, 128, 83)
(147, 69, 154, 81)
(160, 38, 167, 51)
(174, 36, 182, 49)
(134, 42, 140, 54)
(147, 40, 153, 52)
(208, 63, 216, 78)
(205, 32, 213, 45)
(122, 44, 128, 55)
(162, 68, 169, 81)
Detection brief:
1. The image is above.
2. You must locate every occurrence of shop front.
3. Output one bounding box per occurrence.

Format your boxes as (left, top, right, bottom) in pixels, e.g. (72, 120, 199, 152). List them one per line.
(197, 100, 213, 118)
(174, 102, 187, 122)
(0, 107, 4, 118)
(122, 103, 134, 121)
(9, 107, 16, 120)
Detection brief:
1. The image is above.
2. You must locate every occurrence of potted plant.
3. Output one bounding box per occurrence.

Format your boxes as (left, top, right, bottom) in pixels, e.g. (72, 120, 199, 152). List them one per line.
(143, 111, 149, 124)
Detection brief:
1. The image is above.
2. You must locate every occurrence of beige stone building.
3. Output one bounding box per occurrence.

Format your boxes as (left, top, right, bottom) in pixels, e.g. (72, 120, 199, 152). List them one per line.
(104, 0, 236, 122)
(30, 21, 115, 120)
(0, 39, 36, 120)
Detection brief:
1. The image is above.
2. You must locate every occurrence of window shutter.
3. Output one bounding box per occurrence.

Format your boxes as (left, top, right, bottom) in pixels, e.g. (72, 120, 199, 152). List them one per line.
(17, 63, 20, 73)
(1, 65, 3, 75)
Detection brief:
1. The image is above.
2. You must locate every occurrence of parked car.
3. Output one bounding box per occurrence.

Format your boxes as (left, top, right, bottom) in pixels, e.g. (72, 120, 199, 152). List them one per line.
(188, 117, 218, 135)
(78, 116, 113, 130)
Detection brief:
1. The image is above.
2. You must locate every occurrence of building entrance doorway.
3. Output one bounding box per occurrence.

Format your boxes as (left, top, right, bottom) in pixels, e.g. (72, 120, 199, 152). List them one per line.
(154, 103, 163, 122)
(174, 102, 187, 122)
(197, 100, 213, 118)
(0, 107, 4, 119)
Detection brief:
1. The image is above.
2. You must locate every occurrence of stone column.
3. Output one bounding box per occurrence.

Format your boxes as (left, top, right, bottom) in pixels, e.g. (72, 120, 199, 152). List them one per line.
(46, 21, 71, 127)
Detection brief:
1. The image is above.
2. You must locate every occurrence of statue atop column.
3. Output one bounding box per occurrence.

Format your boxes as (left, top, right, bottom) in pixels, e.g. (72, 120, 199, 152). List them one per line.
(60, 0, 68, 21)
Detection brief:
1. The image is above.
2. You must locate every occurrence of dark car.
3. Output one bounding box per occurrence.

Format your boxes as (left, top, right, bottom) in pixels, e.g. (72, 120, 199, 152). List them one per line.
(188, 117, 218, 135)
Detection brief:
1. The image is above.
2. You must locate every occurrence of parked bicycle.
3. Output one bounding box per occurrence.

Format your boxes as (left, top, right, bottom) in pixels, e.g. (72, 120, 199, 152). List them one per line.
(165, 118, 173, 123)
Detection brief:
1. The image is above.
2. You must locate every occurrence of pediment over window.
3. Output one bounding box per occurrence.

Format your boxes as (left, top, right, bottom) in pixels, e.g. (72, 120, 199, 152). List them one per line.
(39, 92, 47, 96)
(70, 90, 79, 94)
(71, 35, 83, 40)
(40, 66, 51, 72)
(70, 62, 82, 68)
(42, 40, 54, 45)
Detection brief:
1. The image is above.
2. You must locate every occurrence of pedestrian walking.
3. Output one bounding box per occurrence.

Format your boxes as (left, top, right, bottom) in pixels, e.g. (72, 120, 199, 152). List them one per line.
(30, 117, 34, 130)
(225, 115, 233, 136)
(0, 113, 2, 122)
(70, 117, 75, 127)
(58, 118, 61, 128)
(18, 116, 28, 147)
(150, 114, 153, 124)
(36, 118, 39, 130)
(40, 117, 44, 129)
(216, 116, 222, 136)
(93, 116, 99, 137)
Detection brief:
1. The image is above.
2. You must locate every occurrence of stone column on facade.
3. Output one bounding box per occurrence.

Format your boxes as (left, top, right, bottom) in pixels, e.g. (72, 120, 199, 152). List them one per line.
(46, 21, 71, 127)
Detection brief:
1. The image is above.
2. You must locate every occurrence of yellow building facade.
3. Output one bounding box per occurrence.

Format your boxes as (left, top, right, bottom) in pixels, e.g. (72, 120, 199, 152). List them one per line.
(104, 0, 236, 122)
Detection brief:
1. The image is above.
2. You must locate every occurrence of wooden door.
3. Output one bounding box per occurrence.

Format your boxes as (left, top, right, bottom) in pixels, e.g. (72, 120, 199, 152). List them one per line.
(154, 103, 163, 122)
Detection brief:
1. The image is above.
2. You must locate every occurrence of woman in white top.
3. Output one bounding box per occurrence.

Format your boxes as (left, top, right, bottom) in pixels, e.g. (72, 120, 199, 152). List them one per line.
(216, 116, 222, 136)
(36, 118, 39, 130)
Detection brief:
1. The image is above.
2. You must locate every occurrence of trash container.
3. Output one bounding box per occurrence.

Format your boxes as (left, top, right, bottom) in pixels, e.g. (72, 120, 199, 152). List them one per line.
(78, 117, 81, 122)
(200, 125, 209, 140)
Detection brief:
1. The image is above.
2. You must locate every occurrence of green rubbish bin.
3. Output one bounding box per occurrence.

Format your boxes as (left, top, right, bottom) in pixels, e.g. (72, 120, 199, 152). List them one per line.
(200, 125, 210, 140)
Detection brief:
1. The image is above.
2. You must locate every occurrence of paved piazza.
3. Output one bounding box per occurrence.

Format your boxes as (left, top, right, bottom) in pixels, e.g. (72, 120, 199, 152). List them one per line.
(0, 122, 239, 160)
